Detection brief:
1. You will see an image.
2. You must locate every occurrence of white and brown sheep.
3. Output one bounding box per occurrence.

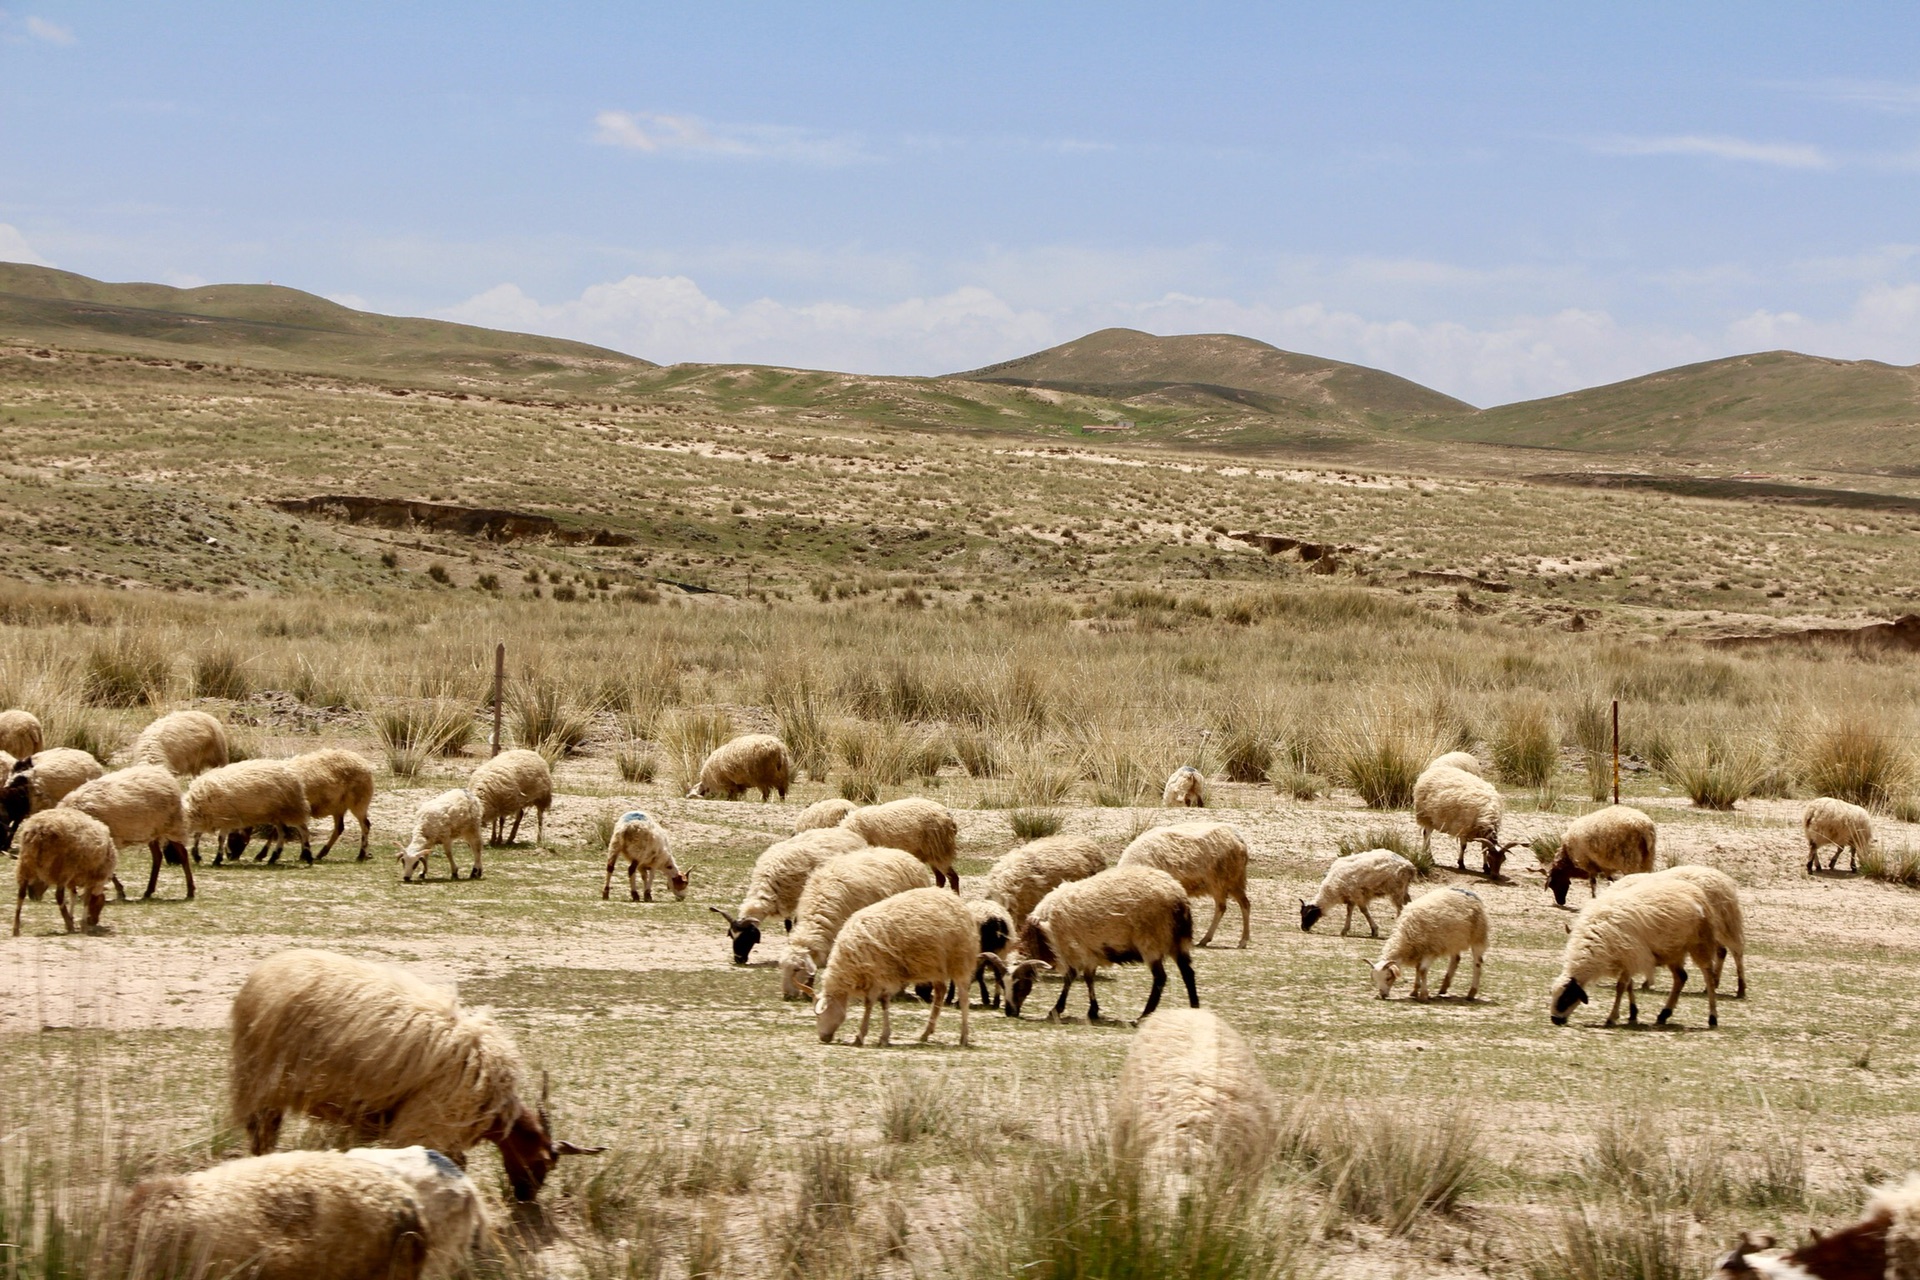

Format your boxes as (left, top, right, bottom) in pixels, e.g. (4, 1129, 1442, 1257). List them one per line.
(186, 759, 314, 866)
(1711, 1173, 1920, 1279)
(1545, 804, 1657, 905)
(1117, 820, 1251, 948)
(601, 809, 686, 902)
(0, 709, 43, 759)
(131, 708, 229, 777)
(1162, 765, 1207, 808)
(777, 846, 934, 999)
(1300, 847, 1417, 937)
(841, 796, 961, 891)
(1005, 865, 1199, 1023)
(12, 807, 117, 936)
(687, 733, 792, 802)
(229, 948, 602, 1200)
(794, 796, 858, 832)
(1111, 1008, 1277, 1183)
(289, 747, 375, 860)
(1413, 762, 1510, 878)
(0, 746, 105, 849)
(471, 748, 552, 846)
(984, 833, 1107, 932)
(399, 789, 484, 882)
(1804, 796, 1874, 874)
(1548, 873, 1726, 1028)
(712, 826, 867, 965)
(812, 887, 980, 1046)
(58, 764, 193, 900)
(1369, 886, 1489, 1001)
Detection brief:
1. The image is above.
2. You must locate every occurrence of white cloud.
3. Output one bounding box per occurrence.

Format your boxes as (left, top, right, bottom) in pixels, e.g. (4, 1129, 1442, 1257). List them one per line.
(25, 15, 74, 44)
(591, 110, 869, 165)
(0, 223, 52, 266)
(1726, 282, 1920, 365)
(1594, 134, 1830, 169)
(1786, 78, 1920, 113)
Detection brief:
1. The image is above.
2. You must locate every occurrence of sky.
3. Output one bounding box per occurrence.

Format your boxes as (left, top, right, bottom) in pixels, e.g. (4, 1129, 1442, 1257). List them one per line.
(5, 3, 1920, 406)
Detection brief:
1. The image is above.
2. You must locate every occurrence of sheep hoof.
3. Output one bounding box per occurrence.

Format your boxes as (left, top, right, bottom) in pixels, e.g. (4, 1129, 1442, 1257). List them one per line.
(356, 852, 371, 862)
(1709, 1014, 1718, 1028)
(469, 867, 483, 880)
(600, 887, 610, 900)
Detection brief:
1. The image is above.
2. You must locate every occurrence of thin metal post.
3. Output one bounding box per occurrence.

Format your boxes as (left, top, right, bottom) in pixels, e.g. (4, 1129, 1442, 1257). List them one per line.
(492, 643, 505, 758)
(1611, 698, 1620, 806)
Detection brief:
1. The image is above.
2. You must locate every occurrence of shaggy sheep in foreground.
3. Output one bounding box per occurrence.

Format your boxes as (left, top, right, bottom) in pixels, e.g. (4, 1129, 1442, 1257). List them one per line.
(131, 709, 229, 778)
(813, 887, 980, 1046)
(186, 759, 313, 866)
(1413, 762, 1509, 878)
(400, 789, 485, 882)
(1111, 1009, 1277, 1185)
(12, 807, 117, 936)
(58, 764, 194, 901)
(794, 796, 858, 832)
(1117, 820, 1251, 947)
(1545, 804, 1656, 904)
(985, 833, 1108, 932)
(601, 809, 687, 902)
(1711, 1173, 1920, 1279)
(1300, 847, 1417, 937)
(688, 733, 792, 801)
(471, 748, 552, 846)
(712, 826, 867, 965)
(289, 747, 376, 860)
(1006, 865, 1199, 1023)
(1804, 796, 1874, 874)
(0, 709, 43, 760)
(0, 747, 104, 849)
(1549, 873, 1726, 1028)
(1162, 765, 1206, 808)
(778, 846, 934, 999)
(1369, 886, 1489, 1001)
(840, 796, 961, 891)
(230, 948, 602, 1200)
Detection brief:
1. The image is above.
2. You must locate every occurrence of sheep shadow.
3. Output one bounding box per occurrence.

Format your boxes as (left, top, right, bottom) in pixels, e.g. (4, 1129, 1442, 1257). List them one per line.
(1806, 865, 1862, 880)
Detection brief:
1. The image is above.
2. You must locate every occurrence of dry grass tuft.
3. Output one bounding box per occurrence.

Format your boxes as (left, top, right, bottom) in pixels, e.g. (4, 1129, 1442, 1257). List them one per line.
(82, 631, 171, 708)
(1659, 727, 1768, 811)
(1492, 696, 1559, 789)
(661, 708, 734, 794)
(1797, 711, 1915, 808)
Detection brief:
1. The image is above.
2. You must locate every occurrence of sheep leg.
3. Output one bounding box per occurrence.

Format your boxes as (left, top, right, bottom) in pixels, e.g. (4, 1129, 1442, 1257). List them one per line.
(354, 812, 371, 861)
(467, 837, 483, 880)
(958, 974, 971, 1046)
(1828, 848, 1842, 871)
(245, 1109, 282, 1156)
(264, 826, 283, 864)
(1704, 958, 1719, 1028)
(600, 853, 617, 899)
(1083, 971, 1101, 1022)
(975, 959, 995, 1008)
(1456, 837, 1468, 871)
(920, 983, 944, 1042)
(1806, 840, 1819, 874)
(11, 887, 24, 936)
(1197, 896, 1223, 947)
(1656, 966, 1687, 1025)
(535, 806, 544, 846)
(1413, 960, 1431, 1000)
(878, 997, 893, 1047)
(1466, 949, 1483, 1001)
(55, 885, 74, 933)
(179, 847, 194, 899)
(1359, 902, 1380, 938)
(1139, 960, 1168, 1020)
(1437, 953, 1462, 997)
(1604, 980, 1626, 1026)
(852, 999, 872, 1046)
(444, 842, 461, 881)
(1047, 970, 1075, 1021)
(1234, 890, 1251, 948)
(1340, 903, 1354, 936)
(1626, 981, 1639, 1024)
(1176, 952, 1199, 1008)
(639, 867, 652, 903)
(295, 825, 313, 866)
(142, 843, 163, 899)
(111, 875, 125, 902)
(507, 809, 525, 845)
(1731, 949, 1746, 999)
(316, 815, 344, 860)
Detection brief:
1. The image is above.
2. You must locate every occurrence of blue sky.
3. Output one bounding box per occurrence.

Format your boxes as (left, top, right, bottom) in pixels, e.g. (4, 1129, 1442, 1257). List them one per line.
(5, 3, 1920, 405)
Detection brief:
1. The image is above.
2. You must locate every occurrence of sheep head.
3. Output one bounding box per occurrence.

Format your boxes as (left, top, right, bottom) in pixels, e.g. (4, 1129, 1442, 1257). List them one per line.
(777, 949, 816, 1000)
(0, 773, 29, 848)
(1298, 899, 1323, 932)
(1483, 841, 1508, 879)
(710, 907, 762, 964)
(1369, 959, 1400, 999)
(667, 866, 691, 901)
(1549, 976, 1588, 1025)
(492, 1077, 606, 1202)
(1005, 959, 1049, 1018)
(813, 992, 850, 1043)
(1546, 853, 1576, 906)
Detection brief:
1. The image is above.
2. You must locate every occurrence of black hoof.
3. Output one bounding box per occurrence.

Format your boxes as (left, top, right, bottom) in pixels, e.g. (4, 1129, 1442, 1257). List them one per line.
(468, 867, 483, 880)
(1657, 1009, 1672, 1025)
(356, 852, 371, 862)
(1708, 1015, 1718, 1028)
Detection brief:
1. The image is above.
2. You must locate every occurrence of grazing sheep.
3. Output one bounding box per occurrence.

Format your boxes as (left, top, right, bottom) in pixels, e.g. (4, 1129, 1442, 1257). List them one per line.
(1427, 750, 1482, 777)
(12, 807, 117, 936)
(1117, 820, 1251, 948)
(795, 797, 859, 832)
(687, 733, 792, 801)
(471, 748, 552, 846)
(1162, 765, 1207, 808)
(58, 764, 193, 901)
(1006, 866, 1199, 1023)
(1300, 847, 1417, 937)
(131, 709, 229, 777)
(0, 747, 105, 849)
(712, 826, 867, 964)
(1626, 864, 1747, 999)
(841, 796, 961, 891)
(601, 810, 686, 902)
(400, 789, 484, 882)
(1711, 1173, 1920, 1279)
(813, 887, 979, 1046)
(1804, 796, 1874, 874)
(0, 709, 43, 759)
(289, 748, 376, 860)
(1111, 1009, 1277, 1183)
(984, 834, 1108, 932)
(186, 759, 313, 867)
(968, 898, 1015, 1007)
(342, 1146, 487, 1280)
(1548, 873, 1725, 1028)
(778, 847, 933, 999)
(230, 948, 603, 1200)
(1546, 804, 1657, 904)
(1369, 887, 1490, 1001)
(1413, 763, 1510, 878)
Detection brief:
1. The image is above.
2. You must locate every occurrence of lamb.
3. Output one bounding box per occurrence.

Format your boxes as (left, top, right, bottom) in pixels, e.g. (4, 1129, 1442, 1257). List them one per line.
(1804, 796, 1874, 874)
(1427, 750, 1482, 776)
(1117, 820, 1251, 948)
(399, 789, 485, 882)
(812, 887, 979, 1046)
(711, 826, 867, 964)
(1545, 804, 1657, 904)
(967, 898, 1015, 1007)
(1413, 762, 1510, 878)
(288, 748, 375, 860)
(687, 733, 792, 801)
(601, 809, 687, 902)
(1110, 1009, 1277, 1183)
(777, 846, 934, 999)
(0, 746, 105, 849)
(58, 764, 193, 900)
(230, 948, 603, 1200)
(12, 807, 117, 936)
(795, 796, 858, 832)
(1162, 765, 1207, 808)
(185, 759, 314, 866)
(1369, 886, 1490, 1001)
(984, 834, 1107, 932)
(471, 748, 552, 846)
(344, 1146, 488, 1280)
(0, 708, 43, 759)
(841, 796, 961, 891)
(1005, 865, 1199, 1023)
(1548, 873, 1725, 1028)
(131, 708, 229, 777)
(1711, 1173, 1920, 1279)
(1299, 847, 1417, 937)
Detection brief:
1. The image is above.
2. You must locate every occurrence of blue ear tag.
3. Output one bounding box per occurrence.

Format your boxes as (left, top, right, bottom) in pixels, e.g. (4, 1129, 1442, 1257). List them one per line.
(620, 810, 647, 824)
(424, 1149, 462, 1177)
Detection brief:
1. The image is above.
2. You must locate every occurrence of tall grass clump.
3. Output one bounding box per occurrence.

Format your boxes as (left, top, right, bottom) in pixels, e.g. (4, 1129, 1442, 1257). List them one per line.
(880, 1070, 955, 1144)
(615, 740, 657, 784)
(82, 631, 171, 708)
(1797, 711, 1915, 808)
(1009, 808, 1065, 840)
(1215, 710, 1275, 784)
(661, 708, 733, 794)
(1335, 825, 1430, 875)
(1523, 1199, 1708, 1280)
(768, 1139, 863, 1280)
(371, 698, 473, 779)
(1493, 696, 1559, 789)
(1861, 838, 1920, 887)
(1659, 728, 1767, 811)
(985, 742, 1078, 810)
(952, 726, 1002, 779)
(38, 702, 131, 765)
(1075, 721, 1167, 807)
(511, 676, 597, 760)
(768, 675, 833, 782)
(190, 646, 252, 701)
(1294, 1105, 1482, 1234)
(1568, 693, 1614, 802)
(1331, 703, 1450, 810)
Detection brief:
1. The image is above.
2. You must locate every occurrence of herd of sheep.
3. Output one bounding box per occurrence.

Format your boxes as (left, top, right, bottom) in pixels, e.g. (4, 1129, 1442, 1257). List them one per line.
(0, 704, 1907, 1278)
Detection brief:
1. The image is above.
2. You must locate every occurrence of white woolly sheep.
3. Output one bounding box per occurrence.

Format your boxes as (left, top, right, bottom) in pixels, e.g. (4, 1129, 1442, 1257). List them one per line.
(687, 733, 792, 801)
(601, 809, 686, 902)
(0, 709, 43, 759)
(186, 759, 313, 867)
(1427, 750, 1482, 777)
(400, 789, 484, 882)
(795, 796, 858, 832)
(1413, 763, 1510, 878)
(58, 764, 193, 901)
(0, 746, 105, 849)
(12, 807, 117, 936)
(1621, 864, 1747, 999)
(1117, 820, 1251, 948)
(1804, 796, 1874, 874)
(1711, 1173, 1920, 1279)
(1299, 847, 1417, 937)
(712, 826, 867, 964)
(1546, 804, 1657, 905)
(984, 834, 1108, 932)
(813, 886, 979, 1046)
(1162, 765, 1207, 808)
(778, 846, 934, 999)
(1549, 873, 1725, 1028)
(1111, 1008, 1277, 1183)
(230, 948, 603, 1200)
(1006, 865, 1199, 1023)
(841, 796, 961, 891)
(1369, 886, 1489, 1001)
(131, 708, 229, 778)
(341, 1146, 488, 1280)
(471, 748, 552, 846)
(289, 748, 375, 860)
